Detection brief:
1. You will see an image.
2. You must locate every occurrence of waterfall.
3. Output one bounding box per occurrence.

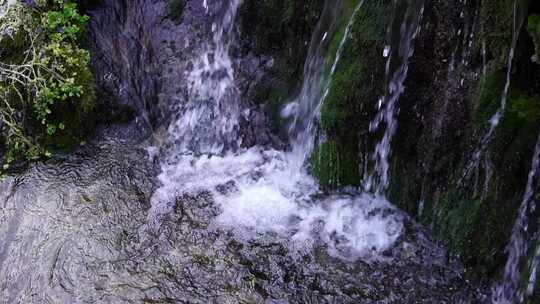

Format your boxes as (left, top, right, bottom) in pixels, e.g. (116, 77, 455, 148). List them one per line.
(281, 0, 341, 170)
(462, 0, 527, 183)
(284, 0, 364, 169)
(150, 0, 404, 262)
(166, 0, 243, 156)
(492, 134, 540, 303)
(150, 0, 245, 225)
(363, 0, 425, 193)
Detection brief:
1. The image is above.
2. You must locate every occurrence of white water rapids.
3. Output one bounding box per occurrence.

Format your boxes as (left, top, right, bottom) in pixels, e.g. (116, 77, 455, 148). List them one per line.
(149, 0, 405, 262)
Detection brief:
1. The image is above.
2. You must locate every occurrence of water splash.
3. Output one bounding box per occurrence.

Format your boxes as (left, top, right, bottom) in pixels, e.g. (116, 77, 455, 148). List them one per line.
(363, 0, 425, 193)
(151, 0, 245, 226)
(492, 133, 540, 303)
(151, 0, 404, 261)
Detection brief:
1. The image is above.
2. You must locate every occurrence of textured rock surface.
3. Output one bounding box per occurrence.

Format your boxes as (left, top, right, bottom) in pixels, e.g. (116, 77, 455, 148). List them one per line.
(0, 142, 481, 303)
(85, 0, 279, 146)
(308, 0, 540, 293)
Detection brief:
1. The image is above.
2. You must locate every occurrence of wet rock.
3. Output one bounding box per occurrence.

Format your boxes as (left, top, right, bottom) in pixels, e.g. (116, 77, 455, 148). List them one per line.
(0, 141, 481, 303)
(86, 0, 210, 142)
(85, 0, 285, 149)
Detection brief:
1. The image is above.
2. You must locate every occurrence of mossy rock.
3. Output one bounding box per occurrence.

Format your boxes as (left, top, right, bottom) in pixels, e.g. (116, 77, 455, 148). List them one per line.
(432, 194, 516, 278)
(314, 0, 391, 190)
(427, 67, 540, 278)
(473, 71, 540, 177)
(312, 138, 360, 190)
(325, 0, 364, 69)
(479, 0, 518, 69)
(238, 0, 324, 133)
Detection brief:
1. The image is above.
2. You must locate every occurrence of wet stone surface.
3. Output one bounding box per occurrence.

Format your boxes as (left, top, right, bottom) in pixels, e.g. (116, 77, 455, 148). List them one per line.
(0, 142, 481, 303)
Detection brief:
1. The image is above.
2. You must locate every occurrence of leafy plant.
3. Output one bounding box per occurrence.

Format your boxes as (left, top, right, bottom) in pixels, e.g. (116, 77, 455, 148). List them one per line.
(0, 0, 96, 169)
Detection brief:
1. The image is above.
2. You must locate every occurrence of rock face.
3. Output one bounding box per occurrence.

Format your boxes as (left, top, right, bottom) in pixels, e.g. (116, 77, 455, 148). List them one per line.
(279, 0, 540, 297)
(85, 0, 278, 147)
(387, 0, 540, 289)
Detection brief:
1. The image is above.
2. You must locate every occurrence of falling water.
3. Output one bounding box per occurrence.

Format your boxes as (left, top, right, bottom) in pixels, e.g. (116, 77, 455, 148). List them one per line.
(150, 0, 245, 227)
(526, 236, 540, 301)
(492, 133, 540, 303)
(151, 0, 404, 261)
(281, 0, 341, 169)
(462, 0, 527, 183)
(166, 0, 243, 156)
(284, 0, 364, 169)
(363, 0, 425, 193)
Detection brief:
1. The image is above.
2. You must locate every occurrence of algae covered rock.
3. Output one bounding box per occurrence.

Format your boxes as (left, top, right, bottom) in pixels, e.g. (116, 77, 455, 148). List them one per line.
(315, 0, 391, 189)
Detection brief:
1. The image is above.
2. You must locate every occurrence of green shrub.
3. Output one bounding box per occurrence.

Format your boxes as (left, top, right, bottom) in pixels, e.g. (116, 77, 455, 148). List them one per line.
(0, 0, 96, 169)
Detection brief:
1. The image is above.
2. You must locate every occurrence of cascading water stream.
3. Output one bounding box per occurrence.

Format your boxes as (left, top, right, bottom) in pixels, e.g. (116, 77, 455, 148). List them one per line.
(166, 0, 243, 156)
(150, 0, 404, 261)
(492, 133, 540, 303)
(284, 0, 364, 171)
(363, 0, 425, 194)
(462, 0, 527, 183)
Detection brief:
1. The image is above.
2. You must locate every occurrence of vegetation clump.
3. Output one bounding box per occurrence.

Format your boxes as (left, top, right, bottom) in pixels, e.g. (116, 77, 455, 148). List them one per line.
(0, 0, 96, 169)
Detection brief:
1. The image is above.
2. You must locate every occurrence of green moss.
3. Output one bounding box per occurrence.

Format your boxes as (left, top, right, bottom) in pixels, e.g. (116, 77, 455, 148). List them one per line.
(479, 0, 516, 69)
(433, 194, 515, 278)
(490, 95, 540, 183)
(472, 71, 506, 129)
(321, 0, 390, 133)
(321, 57, 364, 134)
(426, 69, 540, 278)
(312, 139, 360, 190)
(325, 0, 360, 69)
(168, 0, 185, 24)
(314, 0, 391, 189)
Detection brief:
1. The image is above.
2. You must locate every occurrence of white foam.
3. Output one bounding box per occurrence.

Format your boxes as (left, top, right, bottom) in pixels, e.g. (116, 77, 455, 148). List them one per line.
(151, 147, 404, 261)
(294, 193, 404, 261)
